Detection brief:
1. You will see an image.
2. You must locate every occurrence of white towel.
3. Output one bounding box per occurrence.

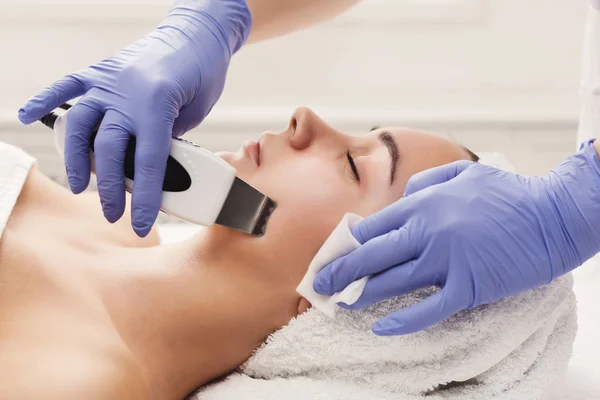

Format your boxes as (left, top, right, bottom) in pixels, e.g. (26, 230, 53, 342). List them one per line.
(194, 274, 576, 399)
(0, 142, 36, 240)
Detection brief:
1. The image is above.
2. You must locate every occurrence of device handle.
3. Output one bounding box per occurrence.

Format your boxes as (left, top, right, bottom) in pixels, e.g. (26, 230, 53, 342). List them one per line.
(52, 112, 236, 226)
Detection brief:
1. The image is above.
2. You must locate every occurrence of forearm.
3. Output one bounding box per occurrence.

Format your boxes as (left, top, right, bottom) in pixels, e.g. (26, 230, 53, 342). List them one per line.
(595, 138, 600, 159)
(245, 0, 360, 43)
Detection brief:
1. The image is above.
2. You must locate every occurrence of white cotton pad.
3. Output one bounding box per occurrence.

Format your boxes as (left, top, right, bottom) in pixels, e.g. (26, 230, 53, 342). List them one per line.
(296, 213, 370, 318)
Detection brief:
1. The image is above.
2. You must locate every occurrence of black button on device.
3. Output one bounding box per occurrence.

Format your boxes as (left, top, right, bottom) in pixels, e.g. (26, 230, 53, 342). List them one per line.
(89, 130, 192, 193)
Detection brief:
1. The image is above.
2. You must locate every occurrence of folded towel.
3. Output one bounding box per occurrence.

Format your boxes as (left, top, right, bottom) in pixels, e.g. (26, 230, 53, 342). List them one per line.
(0, 142, 36, 240)
(195, 274, 576, 399)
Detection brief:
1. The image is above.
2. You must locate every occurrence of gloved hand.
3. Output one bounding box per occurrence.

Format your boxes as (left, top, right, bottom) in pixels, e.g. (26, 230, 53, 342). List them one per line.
(18, 0, 252, 237)
(314, 140, 600, 336)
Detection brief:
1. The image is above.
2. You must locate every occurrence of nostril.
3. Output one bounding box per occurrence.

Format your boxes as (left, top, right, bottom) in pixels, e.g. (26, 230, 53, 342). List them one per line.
(290, 116, 298, 135)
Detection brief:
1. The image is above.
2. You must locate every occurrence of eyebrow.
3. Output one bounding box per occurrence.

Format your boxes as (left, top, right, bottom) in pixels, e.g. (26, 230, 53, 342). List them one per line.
(378, 130, 399, 185)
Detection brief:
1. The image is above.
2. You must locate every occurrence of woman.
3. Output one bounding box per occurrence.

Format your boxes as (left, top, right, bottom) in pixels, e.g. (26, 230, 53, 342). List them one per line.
(0, 107, 478, 399)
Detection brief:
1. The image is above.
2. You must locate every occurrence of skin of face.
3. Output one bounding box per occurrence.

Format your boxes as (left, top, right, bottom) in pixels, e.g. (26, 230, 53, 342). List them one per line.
(216, 107, 474, 314)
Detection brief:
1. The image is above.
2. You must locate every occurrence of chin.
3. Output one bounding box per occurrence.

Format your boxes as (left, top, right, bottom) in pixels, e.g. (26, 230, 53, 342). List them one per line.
(215, 151, 233, 162)
(215, 151, 242, 170)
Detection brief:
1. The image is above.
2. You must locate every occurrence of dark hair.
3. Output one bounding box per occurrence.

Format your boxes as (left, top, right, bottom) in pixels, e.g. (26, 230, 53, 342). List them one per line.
(462, 146, 479, 162)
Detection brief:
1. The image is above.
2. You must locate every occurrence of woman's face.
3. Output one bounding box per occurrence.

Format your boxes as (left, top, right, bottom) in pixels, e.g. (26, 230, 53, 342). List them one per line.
(217, 107, 473, 294)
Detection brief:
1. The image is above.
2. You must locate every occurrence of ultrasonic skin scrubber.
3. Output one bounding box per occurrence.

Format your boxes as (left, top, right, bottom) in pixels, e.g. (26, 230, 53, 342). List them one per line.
(39, 104, 276, 236)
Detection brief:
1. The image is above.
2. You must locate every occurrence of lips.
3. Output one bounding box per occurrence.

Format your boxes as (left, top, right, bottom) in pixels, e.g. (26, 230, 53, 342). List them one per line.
(243, 140, 260, 166)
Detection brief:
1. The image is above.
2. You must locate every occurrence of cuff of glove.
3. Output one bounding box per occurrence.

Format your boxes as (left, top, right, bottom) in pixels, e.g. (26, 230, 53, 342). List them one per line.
(545, 139, 600, 274)
(164, 0, 252, 56)
(578, 139, 600, 177)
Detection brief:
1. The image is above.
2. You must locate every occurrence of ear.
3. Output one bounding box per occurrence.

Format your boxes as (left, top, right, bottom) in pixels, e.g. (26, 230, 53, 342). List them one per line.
(297, 297, 312, 315)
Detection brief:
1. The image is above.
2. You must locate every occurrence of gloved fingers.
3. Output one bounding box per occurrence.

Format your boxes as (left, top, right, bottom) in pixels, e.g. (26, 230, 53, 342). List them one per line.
(18, 75, 86, 124)
(372, 290, 463, 336)
(350, 194, 422, 244)
(403, 160, 474, 197)
(64, 101, 104, 194)
(351, 160, 471, 243)
(173, 103, 206, 137)
(314, 226, 417, 296)
(93, 110, 131, 223)
(338, 259, 434, 310)
(130, 121, 173, 237)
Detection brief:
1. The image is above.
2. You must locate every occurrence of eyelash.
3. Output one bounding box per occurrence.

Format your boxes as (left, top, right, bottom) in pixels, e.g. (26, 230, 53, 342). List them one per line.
(346, 150, 360, 182)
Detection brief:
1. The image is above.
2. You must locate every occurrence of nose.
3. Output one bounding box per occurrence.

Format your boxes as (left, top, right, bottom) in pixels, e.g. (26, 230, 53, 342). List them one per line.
(288, 107, 344, 151)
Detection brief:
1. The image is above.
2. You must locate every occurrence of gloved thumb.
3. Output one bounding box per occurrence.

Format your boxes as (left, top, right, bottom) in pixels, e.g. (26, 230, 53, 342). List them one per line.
(372, 290, 463, 336)
(403, 160, 474, 197)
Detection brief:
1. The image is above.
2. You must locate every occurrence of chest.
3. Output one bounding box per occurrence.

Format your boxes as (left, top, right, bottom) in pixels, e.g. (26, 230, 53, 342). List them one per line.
(0, 205, 150, 399)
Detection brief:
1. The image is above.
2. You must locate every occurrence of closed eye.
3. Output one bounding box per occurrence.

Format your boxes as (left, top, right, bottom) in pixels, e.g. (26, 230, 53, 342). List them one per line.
(346, 150, 360, 183)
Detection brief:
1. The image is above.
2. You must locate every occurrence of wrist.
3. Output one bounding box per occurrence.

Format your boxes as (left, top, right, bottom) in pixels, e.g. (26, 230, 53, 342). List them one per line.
(542, 140, 600, 274)
(164, 0, 252, 56)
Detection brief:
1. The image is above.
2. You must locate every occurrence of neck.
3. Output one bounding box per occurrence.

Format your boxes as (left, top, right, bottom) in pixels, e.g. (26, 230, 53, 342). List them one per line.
(96, 227, 298, 400)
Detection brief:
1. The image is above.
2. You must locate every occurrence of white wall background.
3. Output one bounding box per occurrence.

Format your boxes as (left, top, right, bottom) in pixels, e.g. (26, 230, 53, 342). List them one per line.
(0, 0, 587, 179)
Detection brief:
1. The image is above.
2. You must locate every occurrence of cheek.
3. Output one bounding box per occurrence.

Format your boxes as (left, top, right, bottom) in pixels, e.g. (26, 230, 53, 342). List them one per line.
(254, 154, 355, 215)
(250, 155, 359, 276)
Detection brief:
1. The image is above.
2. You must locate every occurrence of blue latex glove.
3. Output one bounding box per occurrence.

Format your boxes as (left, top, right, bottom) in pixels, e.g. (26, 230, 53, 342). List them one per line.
(314, 140, 600, 336)
(18, 0, 251, 237)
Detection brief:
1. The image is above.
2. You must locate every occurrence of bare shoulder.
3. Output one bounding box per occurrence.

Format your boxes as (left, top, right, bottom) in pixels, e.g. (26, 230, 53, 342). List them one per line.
(12, 163, 159, 247)
(0, 342, 151, 400)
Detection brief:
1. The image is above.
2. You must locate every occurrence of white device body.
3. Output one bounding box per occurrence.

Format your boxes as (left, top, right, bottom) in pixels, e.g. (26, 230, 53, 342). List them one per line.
(52, 112, 236, 226)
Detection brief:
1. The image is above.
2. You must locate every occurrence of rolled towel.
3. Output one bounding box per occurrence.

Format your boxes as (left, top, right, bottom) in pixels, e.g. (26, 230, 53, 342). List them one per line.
(196, 274, 576, 399)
